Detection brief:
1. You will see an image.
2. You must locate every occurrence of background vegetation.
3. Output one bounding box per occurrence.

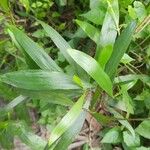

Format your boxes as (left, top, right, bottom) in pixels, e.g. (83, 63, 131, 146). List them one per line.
(0, 0, 150, 149)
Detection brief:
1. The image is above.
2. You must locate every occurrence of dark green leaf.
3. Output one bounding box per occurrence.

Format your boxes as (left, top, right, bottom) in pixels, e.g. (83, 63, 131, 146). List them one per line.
(105, 21, 137, 80)
(92, 112, 113, 125)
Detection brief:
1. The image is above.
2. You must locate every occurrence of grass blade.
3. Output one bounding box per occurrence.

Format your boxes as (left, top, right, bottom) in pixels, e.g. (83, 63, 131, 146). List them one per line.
(53, 91, 91, 150)
(67, 48, 113, 96)
(105, 21, 137, 80)
(0, 95, 28, 117)
(96, 0, 119, 68)
(75, 19, 100, 43)
(8, 26, 62, 72)
(46, 93, 86, 148)
(0, 70, 82, 91)
(39, 21, 88, 79)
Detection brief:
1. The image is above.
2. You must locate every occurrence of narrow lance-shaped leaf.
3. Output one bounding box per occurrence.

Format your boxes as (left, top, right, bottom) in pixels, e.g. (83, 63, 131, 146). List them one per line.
(105, 21, 137, 80)
(39, 21, 88, 79)
(21, 90, 74, 106)
(75, 19, 100, 43)
(8, 26, 62, 72)
(52, 91, 92, 150)
(108, 107, 135, 137)
(67, 48, 113, 96)
(0, 95, 28, 117)
(0, 70, 82, 91)
(96, 0, 119, 68)
(7, 28, 39, 69)
(46, 93, 86, 147)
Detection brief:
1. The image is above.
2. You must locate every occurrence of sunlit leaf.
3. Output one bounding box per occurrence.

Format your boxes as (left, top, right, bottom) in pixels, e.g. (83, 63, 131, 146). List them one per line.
(96, 0, 119, 68)
(39, 21, 88, 79)
(136, 120, 150, 139)
(46, 93, 86, 148)
(67, 48, 113, 96)
(75, 19, 100, 43)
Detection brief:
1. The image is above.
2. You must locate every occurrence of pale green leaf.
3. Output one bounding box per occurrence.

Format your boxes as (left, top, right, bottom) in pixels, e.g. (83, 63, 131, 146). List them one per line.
(81, 8, 105, 25)
(67, 48, 113, 96)
(102, 127, 122, 144)
(52, 92, 91, 150)
(136, 120, 150, 139)
(96, 0, 119, 68)
(123, 131, 140, 147)
(46, 93, 86, 147)
(75, 19, 100, 44)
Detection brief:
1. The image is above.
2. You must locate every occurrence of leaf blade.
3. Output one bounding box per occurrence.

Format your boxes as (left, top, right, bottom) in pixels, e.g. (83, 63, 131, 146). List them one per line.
(0, 70, 81, 91)
(8, 26, 62, 72)
(67, 48, 113, 96)
(105, 21, 137, 80)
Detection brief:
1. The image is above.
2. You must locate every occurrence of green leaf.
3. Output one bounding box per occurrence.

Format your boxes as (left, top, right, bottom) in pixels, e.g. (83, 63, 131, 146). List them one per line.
(39, 21, 88, 79)
(75, 19, 100, 44)
(102, 127, 122, 144)
(121, 53, 134, 64)
(134, 1, 147, 21)
(21, 90, 74, 106)
(0, 95, 28, 117)
(81, 8, 105, 25)
(19, 0, 30, 12)
(108, 107, 135, 137)
(0, 70, 82, 91)
(0, 0, 10, 13)
(13, 121, 46, 150)
(123, 131, 140, 147)
(105, 21, 137, 80)
(67, 48, 113, 96)
(136, 147, 150, 150)
(136, 120, 150, 139)
(92, 112, 113, 125)
(121, 85, 134, 114)
(96, 0, 119, 68)
(53, 92, 91, 150)
(8, 26, 62, 72)
(46, 93, 86, 147)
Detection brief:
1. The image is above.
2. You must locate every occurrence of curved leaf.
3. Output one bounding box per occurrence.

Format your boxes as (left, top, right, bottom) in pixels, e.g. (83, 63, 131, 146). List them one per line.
(8, 26, 62, 72)
(39, 21, 88, 79)
(67, 48, 113, 96)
